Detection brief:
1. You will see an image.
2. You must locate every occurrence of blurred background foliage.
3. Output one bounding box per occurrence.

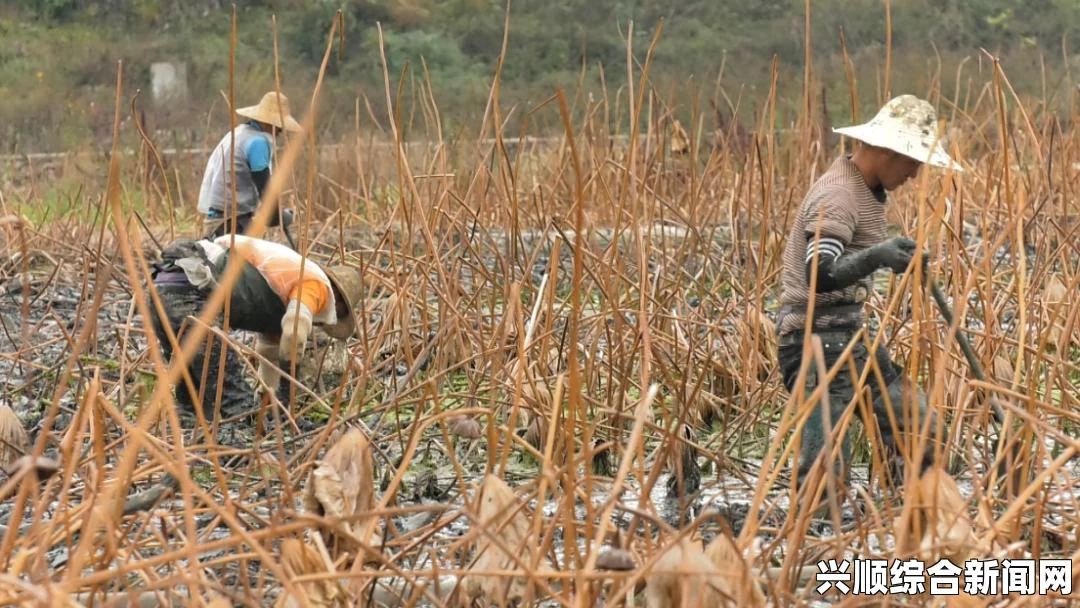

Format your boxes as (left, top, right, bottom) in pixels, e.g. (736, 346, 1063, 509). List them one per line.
(4, 0, 1079, 151)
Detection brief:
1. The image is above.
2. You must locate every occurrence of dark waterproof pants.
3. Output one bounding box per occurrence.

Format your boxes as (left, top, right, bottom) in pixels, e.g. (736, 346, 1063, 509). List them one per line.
(148, 254, 287, 418)
(150, 284, 253, 419)
(776, 331, 937, 488)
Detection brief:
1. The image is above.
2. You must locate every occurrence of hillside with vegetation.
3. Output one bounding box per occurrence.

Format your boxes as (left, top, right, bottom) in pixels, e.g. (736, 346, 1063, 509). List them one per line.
(4, 0, 1080, 151)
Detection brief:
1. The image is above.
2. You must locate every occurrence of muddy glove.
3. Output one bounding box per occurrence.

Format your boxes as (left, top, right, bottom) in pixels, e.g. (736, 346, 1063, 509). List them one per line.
(255, 336, 282, 399)
(279, 300, 313, 364)
(279, 208, 295, 230)
(807, 236, 924, 292)
(871, 236, 919, 274)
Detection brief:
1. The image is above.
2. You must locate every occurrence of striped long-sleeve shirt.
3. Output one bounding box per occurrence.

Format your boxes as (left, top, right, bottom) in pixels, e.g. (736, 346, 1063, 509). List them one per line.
(777, 155, 888, 336)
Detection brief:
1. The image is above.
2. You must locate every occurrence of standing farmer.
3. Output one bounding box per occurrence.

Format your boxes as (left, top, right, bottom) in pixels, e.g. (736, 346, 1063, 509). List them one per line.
(775, 95, 963, 498)
(197, 91, 302, 238)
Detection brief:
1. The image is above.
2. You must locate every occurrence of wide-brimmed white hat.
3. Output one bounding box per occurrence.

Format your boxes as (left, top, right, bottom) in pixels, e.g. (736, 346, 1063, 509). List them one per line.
(834, 95, 963, 172)
(236, 91, 303, 133)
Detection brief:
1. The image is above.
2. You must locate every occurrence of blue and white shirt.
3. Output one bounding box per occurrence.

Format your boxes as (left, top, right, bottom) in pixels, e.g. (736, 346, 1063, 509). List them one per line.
(196, 121, 273, 216)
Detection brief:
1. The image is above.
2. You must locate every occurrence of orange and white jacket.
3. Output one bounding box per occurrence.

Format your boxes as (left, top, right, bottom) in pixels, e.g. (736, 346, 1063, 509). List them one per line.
(212, 234, 338, 327)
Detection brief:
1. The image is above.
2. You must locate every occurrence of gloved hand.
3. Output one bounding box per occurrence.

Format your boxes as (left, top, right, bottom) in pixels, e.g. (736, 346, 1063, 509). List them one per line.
(279, 207, 295, 230)
(279, 300, 313, 364)
(255, 337, 282, 399)
(870, 236, 919, 274)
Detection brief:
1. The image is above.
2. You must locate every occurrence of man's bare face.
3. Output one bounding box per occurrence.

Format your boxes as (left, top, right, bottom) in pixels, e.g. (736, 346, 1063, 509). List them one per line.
(879, 152, 923, 190)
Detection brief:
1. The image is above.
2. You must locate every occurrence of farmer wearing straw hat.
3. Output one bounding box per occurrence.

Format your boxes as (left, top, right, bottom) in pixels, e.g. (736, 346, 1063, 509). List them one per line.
(197, 91, 303, 239)
(775, 94, 963, 496)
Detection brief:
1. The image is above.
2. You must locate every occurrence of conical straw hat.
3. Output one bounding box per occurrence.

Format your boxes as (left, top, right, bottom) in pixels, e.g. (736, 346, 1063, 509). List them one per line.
(236, 91, 303, 133)
(833, 95, 963, 172)
(320, 265, 362, 340)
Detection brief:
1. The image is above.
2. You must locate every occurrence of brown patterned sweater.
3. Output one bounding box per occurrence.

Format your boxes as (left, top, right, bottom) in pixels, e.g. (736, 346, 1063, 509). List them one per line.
(777, 155, 888, 337)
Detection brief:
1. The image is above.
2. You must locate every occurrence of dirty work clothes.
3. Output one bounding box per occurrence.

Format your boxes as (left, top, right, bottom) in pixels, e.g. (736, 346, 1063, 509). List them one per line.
(207, 249, 290, 335)
(197, 121, 273, 217)
(777, 331, 935, 487)
(212, 235, 335, 326)
(778, 155, 888, 336)
(148, 251, 287, 418)
(148, 279, 254, 419)
(204, 211, 254, 239)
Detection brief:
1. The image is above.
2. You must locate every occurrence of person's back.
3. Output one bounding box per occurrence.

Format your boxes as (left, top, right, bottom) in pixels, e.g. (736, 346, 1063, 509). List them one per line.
(148, 235, 362, 413)
(196, 91, 302, 238)
(197, 122, 272, 219)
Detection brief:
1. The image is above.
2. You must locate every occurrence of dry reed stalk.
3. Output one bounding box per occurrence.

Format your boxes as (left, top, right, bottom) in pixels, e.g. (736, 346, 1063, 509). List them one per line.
(1, 6, 1078, 607)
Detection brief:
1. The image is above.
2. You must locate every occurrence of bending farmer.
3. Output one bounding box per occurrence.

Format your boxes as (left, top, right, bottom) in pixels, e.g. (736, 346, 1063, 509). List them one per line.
(148, 235, 363, 417)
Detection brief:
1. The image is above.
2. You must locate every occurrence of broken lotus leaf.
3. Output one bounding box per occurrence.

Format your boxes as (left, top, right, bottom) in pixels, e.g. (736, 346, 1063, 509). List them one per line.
(0, 404, 30, 474)
(462, 475, 548, 606)
(306, 463, 346, 519)
(1045, 275, 1068, 304)
(276, 537, 349, 607)
(896, 466, 977, 565)
(1043, 275, 1075, 349)
(704, 531, 766, 607)
(303, 428, 375, 554)
(670, 119, 690, 155)
(645, 538, 741, 607)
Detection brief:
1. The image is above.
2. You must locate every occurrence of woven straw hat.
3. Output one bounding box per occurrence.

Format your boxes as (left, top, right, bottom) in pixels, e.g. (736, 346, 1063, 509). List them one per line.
(236, 91, 303, 133)
(833, 95, 962, 172)
(320, 265, 363, 340)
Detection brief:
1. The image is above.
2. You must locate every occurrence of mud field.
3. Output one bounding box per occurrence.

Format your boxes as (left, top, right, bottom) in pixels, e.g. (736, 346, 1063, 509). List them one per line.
(0, 213, 1075, 606)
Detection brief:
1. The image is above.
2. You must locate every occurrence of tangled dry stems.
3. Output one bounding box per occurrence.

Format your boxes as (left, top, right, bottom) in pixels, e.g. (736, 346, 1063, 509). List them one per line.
(0, 21, 1077, 608)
